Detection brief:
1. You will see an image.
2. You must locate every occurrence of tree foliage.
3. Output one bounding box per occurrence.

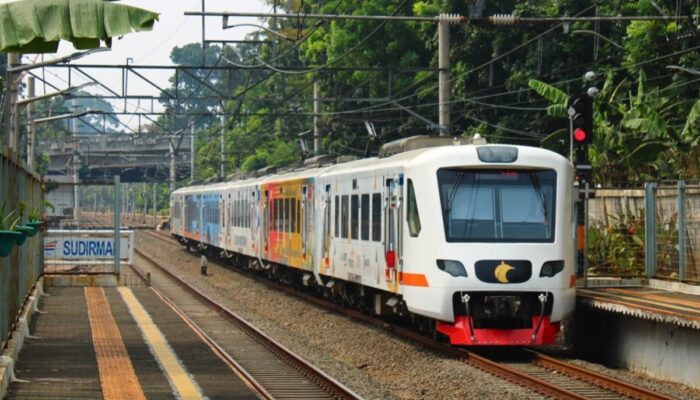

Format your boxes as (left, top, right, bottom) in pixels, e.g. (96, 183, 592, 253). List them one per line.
(155, 0, 698, 185)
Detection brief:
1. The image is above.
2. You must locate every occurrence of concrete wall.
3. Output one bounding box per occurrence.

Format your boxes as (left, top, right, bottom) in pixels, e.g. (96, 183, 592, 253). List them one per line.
(574, 306, 700, 389)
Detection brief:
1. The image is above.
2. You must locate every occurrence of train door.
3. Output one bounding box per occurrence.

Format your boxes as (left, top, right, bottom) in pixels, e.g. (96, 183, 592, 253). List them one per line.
(301, 185, 308, 260)
(222, 193, 228, 247)
(321, 184, 331, 273)
(262, 189, 269, 258)
(384, 175, 403, 291)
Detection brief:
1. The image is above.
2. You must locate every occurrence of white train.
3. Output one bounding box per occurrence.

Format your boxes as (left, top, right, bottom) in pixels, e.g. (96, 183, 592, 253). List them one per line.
(171, 136, 575, 345)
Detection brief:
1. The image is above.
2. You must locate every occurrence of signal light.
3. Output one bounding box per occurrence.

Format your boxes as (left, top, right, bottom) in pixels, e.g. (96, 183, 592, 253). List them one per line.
(569, 94, 594, 165)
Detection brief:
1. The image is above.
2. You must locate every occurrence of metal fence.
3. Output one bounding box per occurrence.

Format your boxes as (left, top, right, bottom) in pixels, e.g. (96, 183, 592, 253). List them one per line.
(43, 178, 129, 275)
(0, 147, 43, 348)
(586, 181, 700, 283)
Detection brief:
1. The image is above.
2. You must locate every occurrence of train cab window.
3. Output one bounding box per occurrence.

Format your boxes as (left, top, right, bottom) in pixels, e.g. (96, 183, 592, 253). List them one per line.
(361, 194, 370, 240)
(372, 193, 381, 242)
(351, 195, 359, 239)
(407, 179, 422, 237)
(437, 169, 556, 242)
(341, 195, 349, 239)
(334, 196, 339, 238)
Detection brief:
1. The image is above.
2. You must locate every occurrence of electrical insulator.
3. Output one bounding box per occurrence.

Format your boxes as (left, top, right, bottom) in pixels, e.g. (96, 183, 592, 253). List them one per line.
(489, 14, 517, 25)
(438, 13, 464, 25)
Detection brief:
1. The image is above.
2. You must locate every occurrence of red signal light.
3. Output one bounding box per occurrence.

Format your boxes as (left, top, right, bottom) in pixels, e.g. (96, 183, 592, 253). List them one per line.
(573, 128, 587, 142)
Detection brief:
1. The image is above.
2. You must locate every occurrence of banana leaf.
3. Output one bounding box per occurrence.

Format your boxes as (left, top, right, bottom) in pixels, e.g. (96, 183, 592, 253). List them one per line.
(0, 0, 158, 53)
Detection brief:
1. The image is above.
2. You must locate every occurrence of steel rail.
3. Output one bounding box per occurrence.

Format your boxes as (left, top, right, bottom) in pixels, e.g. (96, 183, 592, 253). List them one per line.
(133, 245, 361, 400)
(140, 231, 640, 399)
(526, 350, 676, 400)
(126, 263, 275, 400)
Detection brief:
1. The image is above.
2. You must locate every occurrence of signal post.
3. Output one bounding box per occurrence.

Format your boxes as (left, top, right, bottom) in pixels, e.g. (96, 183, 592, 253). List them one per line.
(569, 78, 596, 283)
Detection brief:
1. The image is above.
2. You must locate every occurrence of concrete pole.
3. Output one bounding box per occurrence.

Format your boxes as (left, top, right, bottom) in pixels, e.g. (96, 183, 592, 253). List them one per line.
(27, 76, 36, 168)
(190, 123, 195, 181)
(313, 81, 321, 155)
(438, 21, 451, 136)
(169, 140, 177, 192)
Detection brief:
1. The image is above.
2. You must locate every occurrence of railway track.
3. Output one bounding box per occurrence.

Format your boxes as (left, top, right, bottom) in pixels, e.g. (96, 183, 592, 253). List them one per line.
(129, 244, 360, 400)
(141, 230, 674, 400)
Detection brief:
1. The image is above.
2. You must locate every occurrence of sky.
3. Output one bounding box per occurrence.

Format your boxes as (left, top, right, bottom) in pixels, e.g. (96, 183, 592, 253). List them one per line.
(6, 0, 271, 129)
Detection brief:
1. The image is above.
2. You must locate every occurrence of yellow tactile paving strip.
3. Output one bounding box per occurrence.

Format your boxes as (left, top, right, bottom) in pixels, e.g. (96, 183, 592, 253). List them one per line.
(118, 286, 204, 400)
(85, 287, 147, 400)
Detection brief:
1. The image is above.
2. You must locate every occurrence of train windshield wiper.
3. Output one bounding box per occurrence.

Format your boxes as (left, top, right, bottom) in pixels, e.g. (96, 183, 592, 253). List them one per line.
(445, 171, 465, 215)
(529, 172, 549, 236)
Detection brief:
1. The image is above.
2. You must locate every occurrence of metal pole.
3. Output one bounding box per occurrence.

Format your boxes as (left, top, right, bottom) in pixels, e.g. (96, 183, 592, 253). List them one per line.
(314, 81, 321, 155)
(169, 140, 176, 192)
(220, 110, 225, 179)
(677, 180, 686, 281)
(583, 182, 590, 288)
(9, 53, 20, 153)
(142, 183, 147, 221)
(190, 123, 195, 181)
(114, 175, 121, 275)
(645, 182, 657, 279)
(27, 76, 36, 168)
(438, 20, 450, 136)
(201, 0, 206, 66)
(153, 183, 157, 226)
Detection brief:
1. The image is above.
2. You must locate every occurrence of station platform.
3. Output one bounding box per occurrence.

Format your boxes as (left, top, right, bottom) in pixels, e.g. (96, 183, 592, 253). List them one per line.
(4, 285, 258, 400)
(574, 278, 700, 389)
(577, 278, 700, 330)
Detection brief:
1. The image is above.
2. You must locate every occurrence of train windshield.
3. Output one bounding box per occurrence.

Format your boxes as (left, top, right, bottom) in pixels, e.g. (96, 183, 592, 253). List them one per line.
(437, 169, 556, 242)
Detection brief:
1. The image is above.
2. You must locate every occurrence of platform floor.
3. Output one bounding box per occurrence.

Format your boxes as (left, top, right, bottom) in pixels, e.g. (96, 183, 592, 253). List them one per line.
(6, 286, 258, 400)
(577, 284, 700, 330)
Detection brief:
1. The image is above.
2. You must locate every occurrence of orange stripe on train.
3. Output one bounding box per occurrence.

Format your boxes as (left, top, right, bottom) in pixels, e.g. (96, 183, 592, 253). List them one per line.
(400, 272, 429, 287)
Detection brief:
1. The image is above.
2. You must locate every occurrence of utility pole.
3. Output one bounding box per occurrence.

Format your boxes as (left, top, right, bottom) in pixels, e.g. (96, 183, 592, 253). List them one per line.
(438, 19, 451, 136)
(313, 81, 322, 155)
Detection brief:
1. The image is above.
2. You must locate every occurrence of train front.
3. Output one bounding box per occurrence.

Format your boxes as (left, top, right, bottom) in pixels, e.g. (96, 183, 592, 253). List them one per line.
(402, 145, 575, 346)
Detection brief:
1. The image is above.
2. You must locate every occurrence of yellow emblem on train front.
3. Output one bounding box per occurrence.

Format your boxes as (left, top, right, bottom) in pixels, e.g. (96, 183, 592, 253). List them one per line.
(494, 261, 515, 283)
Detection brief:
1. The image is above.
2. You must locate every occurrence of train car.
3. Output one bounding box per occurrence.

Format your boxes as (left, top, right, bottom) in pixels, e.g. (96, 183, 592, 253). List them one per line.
(171, 136, 575, 346)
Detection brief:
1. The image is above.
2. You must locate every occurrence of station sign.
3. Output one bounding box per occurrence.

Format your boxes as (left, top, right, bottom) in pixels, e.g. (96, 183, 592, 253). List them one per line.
(44, 232, 131, 260)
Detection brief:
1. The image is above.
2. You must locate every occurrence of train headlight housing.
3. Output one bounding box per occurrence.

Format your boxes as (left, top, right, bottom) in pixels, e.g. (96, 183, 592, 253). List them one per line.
(540, 260, 564, 277)
(437, 260, 467, 277)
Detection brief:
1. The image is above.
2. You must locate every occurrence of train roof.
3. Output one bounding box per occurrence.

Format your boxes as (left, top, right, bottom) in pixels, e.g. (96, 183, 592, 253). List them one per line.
(172, 138, 570, 196)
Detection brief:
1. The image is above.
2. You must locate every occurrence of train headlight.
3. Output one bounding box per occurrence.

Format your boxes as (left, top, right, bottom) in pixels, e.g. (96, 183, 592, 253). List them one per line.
(540, 260, 564, 277)
(437, 260, 467, 277)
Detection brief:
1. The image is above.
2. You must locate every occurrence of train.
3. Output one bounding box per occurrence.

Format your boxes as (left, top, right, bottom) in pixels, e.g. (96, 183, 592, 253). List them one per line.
(170, 136, 576, 346)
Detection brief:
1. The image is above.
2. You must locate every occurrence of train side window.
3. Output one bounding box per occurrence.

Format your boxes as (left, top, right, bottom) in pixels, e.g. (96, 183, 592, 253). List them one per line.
(341, 195, 349, 239)
(361, 194, 370, 240)
(289, 199, 297, 233)
(334, 196, 339, 238)
(272, 199, 279, 231)
(351, 195, 359, 239)
(372, 193, 381, 242)
(244, 198, 249, 228)
(407, 179, 422, 237)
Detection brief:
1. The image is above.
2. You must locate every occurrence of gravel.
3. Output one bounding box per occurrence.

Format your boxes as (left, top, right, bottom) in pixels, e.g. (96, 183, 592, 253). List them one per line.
(135, 231, 700, 400)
